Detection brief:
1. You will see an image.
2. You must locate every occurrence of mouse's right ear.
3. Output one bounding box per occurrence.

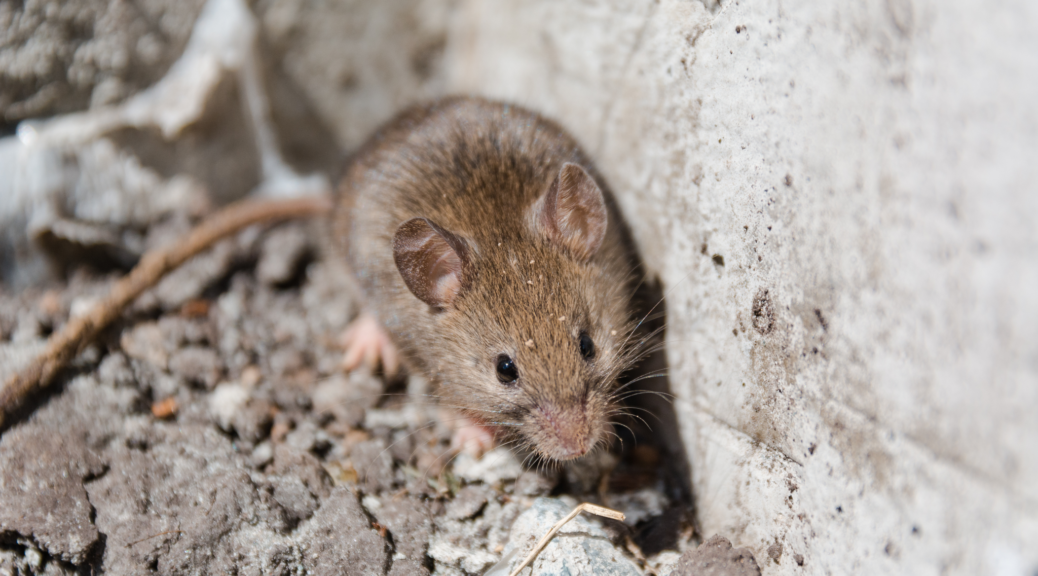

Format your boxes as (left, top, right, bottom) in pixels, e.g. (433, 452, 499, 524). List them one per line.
(393, 217, 469, 309)
(532, 163, 608, 262)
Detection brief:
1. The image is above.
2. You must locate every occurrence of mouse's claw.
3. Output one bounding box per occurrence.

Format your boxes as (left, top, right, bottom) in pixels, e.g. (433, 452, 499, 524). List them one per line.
(340, 313, 400, 377)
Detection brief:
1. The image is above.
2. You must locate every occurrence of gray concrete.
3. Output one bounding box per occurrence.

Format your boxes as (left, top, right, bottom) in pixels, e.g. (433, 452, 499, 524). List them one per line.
(444, 1, 1038, 574)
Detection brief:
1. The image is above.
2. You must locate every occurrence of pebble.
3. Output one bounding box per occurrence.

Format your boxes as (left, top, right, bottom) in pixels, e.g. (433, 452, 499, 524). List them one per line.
(445, 484, 492, 520)
(209, 382, 249, 431)
(453, 447, 523, 485)
(488, 497, 641, 576)
(669, 535, 761, 576)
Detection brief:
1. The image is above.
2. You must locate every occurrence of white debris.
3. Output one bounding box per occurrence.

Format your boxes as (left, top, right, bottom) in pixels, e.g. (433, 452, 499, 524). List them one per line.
(452, 447, 524, 486)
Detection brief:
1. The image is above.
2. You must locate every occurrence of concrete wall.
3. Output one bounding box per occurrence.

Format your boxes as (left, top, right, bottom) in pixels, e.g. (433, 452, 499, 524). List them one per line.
(445, 1, 1038, 574)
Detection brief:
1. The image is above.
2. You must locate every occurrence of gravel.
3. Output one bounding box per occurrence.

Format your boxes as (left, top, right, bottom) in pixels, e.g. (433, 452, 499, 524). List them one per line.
(0, 217, 695, 575)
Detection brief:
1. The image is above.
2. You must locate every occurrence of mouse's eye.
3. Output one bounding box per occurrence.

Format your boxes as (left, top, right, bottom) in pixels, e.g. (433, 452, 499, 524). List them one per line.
(579, 331, 595, 360)
(496, 354, 519, 384)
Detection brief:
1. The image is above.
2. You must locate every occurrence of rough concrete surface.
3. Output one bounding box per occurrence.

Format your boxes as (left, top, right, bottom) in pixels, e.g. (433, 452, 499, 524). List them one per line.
(444, 0, 1038, 574)
(0, 0, 206, 124)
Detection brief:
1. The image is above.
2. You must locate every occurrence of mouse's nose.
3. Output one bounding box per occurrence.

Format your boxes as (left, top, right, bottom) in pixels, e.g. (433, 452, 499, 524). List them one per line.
(536, 404, 593, 460)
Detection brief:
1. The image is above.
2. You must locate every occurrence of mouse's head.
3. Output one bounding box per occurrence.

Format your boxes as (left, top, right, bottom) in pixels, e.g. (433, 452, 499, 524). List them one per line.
(392, 163, 639, 462)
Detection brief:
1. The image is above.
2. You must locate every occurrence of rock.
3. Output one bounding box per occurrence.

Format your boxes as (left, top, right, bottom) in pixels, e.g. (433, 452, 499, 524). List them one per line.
(120, 321, 168, 369)
(609, 487, 669, 527)
(209, 382, 250, 431)
(256, 223, 311, 285)
(670, 535, 761, 576)
(0, 375, 136, 566)
(86, 425, 278, 574)
(270, 444, 333, 501)
(453, 447, 523, 486)
(373, 496, 434, 559)
(268, 474, 320, 528)
(387, 558, 430, 576)
(298, 486, 390, 575)
(151, 239, 241, 310)
(168, 345, 223, 389)
(512, 469, 558, 497)
(350, 439, 395, 493)
(97, 351, 135, 386)
(428, 537, 499, 574)
(0, 423, 105, 565)
(0, 0, 205, 122)
(446, 484, 493, 520)
(312, 372, 382, 428)
(492, 497, 641, 576)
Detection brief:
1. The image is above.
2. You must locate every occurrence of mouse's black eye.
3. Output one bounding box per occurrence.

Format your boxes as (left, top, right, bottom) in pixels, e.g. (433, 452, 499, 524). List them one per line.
(579, 331, 595, 360)
(496, 354, 519, 384)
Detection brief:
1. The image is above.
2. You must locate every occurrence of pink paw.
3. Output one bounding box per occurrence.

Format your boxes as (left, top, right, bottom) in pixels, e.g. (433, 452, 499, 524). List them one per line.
(450, 416, 498, 458)
(340, 313, 400, 377)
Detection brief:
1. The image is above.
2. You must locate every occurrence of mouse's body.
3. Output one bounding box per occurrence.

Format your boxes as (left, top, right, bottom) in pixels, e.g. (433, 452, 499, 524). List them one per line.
(334, 97, 640, 462)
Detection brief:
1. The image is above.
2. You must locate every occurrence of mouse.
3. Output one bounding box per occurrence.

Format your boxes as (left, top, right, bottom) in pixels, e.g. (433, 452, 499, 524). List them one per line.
(333, 96, 643, 462)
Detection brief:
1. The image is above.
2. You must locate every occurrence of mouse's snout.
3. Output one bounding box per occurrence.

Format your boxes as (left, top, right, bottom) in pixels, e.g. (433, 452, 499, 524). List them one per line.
(530, 402, 600, 461)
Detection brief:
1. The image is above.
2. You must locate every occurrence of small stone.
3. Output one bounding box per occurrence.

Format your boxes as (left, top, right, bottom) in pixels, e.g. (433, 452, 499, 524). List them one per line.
(251, 441, 274, 468)
(120, 322, 168, 369)
(446, 484, 492, 519)
(69, 295, 100, 319)
(491, 497, 641, 576)
(361, 495, 382, 512)
(453, 447, 523, 485)
(513, 470, 558, 497)
(297, 486, 389, 574)
(608, 487, 669, 526)
(97, 352, 135, 386)
(670, 534, 761, 576)
(285, 420, 320, 453)
(168, 346, 222, 389)
(312, 373, 382, 427)
(350, 439, 394, 493)
(257, 224, 310, 285)
(372, 496, 432, 559)
(209, 383, 249, 431)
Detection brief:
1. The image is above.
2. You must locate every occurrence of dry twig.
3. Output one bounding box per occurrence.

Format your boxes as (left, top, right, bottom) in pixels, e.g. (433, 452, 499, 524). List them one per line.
(0, 195, 331, 430)
(507, 502, 625, 576)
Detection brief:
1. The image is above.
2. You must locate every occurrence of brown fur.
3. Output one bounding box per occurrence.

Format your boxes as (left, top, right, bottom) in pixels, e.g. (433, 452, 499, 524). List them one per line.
(334, 96, 641, 462)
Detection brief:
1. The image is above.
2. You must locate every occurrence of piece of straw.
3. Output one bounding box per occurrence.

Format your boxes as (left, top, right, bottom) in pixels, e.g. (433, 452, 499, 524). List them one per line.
(507, 502, 625, 576)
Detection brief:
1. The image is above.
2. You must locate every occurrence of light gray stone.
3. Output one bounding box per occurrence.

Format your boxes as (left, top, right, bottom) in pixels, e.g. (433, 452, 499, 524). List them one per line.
(490, 497, 641, 576)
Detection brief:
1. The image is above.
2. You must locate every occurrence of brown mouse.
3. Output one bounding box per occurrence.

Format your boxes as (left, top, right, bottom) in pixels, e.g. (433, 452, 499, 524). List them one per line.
(334, 96, 642, 462)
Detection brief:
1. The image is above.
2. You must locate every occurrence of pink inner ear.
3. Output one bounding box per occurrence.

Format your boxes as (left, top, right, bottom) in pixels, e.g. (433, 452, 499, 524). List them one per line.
(393, 218, 468, 308)
(537, 163, 608, 261)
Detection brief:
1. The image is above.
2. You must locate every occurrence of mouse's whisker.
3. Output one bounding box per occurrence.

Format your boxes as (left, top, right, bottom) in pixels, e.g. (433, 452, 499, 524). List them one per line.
(610, 404, 667, 425)
(610, 408, 652, 431)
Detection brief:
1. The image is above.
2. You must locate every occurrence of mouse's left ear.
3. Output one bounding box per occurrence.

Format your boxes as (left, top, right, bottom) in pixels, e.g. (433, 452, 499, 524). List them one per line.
(393, 217, 470, 309)
(532, 163, 608, 262)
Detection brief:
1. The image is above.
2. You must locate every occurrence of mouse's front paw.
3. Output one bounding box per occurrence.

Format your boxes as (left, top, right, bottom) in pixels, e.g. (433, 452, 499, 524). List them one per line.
(339, 312, 400, 377)
(450, 417, 498, 459)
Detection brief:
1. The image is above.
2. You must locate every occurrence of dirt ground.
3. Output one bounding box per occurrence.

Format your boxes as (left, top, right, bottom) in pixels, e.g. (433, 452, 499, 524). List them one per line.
(0, 216, 704, 575)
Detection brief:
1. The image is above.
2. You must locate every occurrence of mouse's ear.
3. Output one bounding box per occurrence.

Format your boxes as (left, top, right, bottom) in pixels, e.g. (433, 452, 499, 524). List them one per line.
(393, 217, 469, 308)
(533, 163, 608, 262)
